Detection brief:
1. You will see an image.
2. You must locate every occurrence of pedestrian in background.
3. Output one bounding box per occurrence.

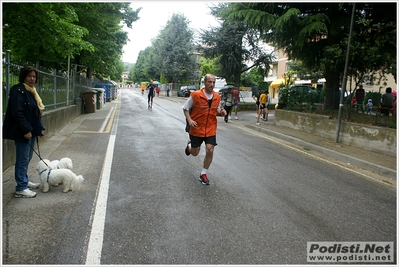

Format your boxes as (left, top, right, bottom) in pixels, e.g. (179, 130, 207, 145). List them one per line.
(252, 88, 261, 118)
(380, 87, 394, 116)
(355, 84, 365, 114)
(223, 87, 234, 122)
(390, 90, 396, 116)
(156, 84, 161, 97)
(231, 87, 239, 120)
(351, 95, 357, 110)
(263, 90, 271, 121)
(366, 98, 373, 115)
(183, 74, 227, 185)
(167, 84, 170, 97)
(3, 66, 45, 198)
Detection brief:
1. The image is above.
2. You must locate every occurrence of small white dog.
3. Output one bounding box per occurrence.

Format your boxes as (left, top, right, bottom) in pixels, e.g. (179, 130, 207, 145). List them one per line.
(50, 157, 73, 170)
(50, 157, 73, 187)
(36, 159, 84, 193)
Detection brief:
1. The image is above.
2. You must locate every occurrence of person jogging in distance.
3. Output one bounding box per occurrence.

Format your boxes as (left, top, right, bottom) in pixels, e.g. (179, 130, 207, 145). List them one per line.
(146, 80, 156, 110)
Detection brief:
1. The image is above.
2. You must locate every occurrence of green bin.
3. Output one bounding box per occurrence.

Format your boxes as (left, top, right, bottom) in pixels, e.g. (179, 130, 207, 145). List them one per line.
(95, 88, 105, 109)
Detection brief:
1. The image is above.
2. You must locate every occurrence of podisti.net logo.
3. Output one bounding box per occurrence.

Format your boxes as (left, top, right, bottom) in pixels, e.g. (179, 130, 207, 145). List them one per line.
(307, 242, 394, 263)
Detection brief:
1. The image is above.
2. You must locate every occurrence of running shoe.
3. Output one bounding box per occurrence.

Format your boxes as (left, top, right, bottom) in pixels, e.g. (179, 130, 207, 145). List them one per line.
(185, 140, 191, 156)
(199, 174, 210, 185)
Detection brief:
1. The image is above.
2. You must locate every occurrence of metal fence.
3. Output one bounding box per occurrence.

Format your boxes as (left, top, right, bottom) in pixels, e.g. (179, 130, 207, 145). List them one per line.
(2, 50, 103, 115)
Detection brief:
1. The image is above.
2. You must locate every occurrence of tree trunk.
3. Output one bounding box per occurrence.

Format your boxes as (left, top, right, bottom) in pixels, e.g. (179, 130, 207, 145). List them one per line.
(234, 71, 241, 87)
(323, 70, 341, 110)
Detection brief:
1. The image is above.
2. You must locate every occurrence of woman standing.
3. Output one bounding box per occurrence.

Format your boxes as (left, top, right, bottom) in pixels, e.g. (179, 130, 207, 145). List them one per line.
(3, 66, 46, 198)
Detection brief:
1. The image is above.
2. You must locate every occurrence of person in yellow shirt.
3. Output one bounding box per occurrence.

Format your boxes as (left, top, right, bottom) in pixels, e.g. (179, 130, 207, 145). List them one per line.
(256, 90, 267, 125)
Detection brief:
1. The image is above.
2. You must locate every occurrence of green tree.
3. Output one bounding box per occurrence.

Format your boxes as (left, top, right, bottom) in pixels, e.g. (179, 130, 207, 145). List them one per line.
(132, 48, 155, 83)
(241, 67, 268, 89)
(115, 61, 124, 82)
(225, 2, 396, 109)
(71, 3, 140, 80)
(287, 61, 323, 82)
(3, 3, 140, 81)
(131, 51, 145, 82)
(153, 13, 196, 83)
(142, 46, 158, 80)
(2, 3, 94, 66)
(199, 57, 219, 77)
(346, 6, 396, 87)
(200, 3, 274, 87)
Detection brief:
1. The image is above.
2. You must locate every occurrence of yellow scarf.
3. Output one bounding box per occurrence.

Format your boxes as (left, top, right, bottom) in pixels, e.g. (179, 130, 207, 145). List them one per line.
(23, 83, 45, 110)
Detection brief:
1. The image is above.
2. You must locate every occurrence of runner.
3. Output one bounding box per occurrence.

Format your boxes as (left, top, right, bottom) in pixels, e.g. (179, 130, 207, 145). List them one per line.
(141, 83, 145, 95)
(183, 74, 227, 185)
(146, 80, 156, 110)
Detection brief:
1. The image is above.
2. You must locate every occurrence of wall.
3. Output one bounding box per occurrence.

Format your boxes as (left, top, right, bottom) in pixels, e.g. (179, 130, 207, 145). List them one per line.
(2, 98, 83, 171)
(274, 109, 396, 157)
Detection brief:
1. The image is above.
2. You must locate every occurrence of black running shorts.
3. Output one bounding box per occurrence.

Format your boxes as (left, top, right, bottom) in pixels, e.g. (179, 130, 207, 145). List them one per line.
(189, 135, 217, 148)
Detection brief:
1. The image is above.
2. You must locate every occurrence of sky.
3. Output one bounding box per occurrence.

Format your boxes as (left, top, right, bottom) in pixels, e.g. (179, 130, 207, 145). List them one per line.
(122, 1, 221, 63)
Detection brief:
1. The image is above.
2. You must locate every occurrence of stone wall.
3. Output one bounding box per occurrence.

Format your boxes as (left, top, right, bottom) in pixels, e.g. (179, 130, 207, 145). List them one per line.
(274, 109, 396, 157)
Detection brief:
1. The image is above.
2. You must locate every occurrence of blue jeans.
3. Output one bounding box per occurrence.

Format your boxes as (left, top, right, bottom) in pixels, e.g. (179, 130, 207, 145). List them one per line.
(14, 138, 35, 191)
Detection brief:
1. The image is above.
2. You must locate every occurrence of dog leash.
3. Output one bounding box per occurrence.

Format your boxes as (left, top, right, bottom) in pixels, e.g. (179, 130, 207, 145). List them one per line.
(28, 137, 51, 168)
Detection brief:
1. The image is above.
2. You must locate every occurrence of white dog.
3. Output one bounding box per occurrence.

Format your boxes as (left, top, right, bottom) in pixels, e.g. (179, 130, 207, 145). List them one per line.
(50, 157, 73, 187)
(50, 157, 73, 170)
(36, 159, 84, 193)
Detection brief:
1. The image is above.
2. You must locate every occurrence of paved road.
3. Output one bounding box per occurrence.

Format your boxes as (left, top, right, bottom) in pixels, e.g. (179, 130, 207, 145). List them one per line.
(2, 88, 396, 264)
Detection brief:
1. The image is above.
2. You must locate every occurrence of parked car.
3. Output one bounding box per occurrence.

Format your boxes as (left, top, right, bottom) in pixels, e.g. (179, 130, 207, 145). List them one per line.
(177, 85, 197, 97)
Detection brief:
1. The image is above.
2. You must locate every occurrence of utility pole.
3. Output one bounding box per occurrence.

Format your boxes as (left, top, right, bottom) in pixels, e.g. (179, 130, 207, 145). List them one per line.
(67, 55, 70, 106)
(335, 3, 356, 143)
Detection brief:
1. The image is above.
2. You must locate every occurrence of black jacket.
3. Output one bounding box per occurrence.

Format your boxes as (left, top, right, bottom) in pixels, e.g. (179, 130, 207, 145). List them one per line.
(3, 83, 45, 142)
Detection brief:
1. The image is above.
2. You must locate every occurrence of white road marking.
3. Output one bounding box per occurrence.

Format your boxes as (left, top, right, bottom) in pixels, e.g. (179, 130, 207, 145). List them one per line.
(85, 97, 120, 265)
